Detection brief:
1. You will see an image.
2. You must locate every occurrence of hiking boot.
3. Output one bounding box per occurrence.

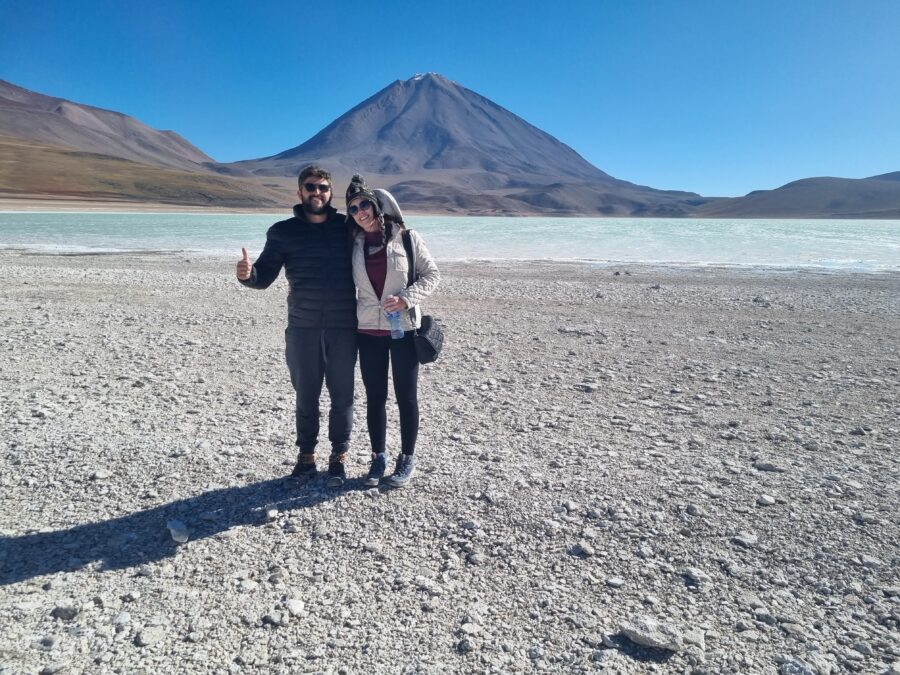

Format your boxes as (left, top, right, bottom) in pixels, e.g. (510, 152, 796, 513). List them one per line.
(386, 453, 415, 488)
(288, 453, 316, 484)
(326, 451, 347, 488)
(364, 452, 388, 487)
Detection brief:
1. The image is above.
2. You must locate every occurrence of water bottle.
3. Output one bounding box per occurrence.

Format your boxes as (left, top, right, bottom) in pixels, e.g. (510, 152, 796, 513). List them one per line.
(386, 311, 404, 339)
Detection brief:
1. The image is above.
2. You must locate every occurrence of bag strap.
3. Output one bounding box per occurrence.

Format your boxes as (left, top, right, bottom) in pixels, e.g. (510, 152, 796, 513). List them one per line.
(401, 229, 416, 287)
(401, 229, 419, 324)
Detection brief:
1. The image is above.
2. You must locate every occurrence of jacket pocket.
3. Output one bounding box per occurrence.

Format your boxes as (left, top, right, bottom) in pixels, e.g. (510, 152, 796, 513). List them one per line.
(390, 250, 409, 272)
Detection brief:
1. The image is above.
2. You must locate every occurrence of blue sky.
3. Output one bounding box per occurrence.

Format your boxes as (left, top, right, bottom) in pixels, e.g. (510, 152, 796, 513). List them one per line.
(2, 0, 898, 197)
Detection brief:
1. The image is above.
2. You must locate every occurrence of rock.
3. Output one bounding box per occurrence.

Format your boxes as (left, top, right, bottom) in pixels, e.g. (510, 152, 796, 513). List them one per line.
(113, 611, 131, 627)
(466, 552, 487, 565)
(732, 532, 759, 548)
(456, 638, 474, 653)
(51, 605, 79, 621)
(757, 494, 776, 506)
(619, 616, 683, 652)
(754, 460, 786, 473)
(135, 626, 166, 647)
(166, 519, 189, 543)
(606, 577, 625, 588)
(262, 611, 286, 627)
(571, 541, 595, 557)
(853, 512, 879, 525)
(284, 599, 305, 617)
(682, 567, 711, 587)
(687, 503, 705, 516)
(40, 665, 68, 675)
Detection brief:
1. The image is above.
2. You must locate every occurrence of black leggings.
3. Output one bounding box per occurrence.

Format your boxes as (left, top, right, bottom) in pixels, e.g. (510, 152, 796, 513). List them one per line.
(357, 332, 419, 455)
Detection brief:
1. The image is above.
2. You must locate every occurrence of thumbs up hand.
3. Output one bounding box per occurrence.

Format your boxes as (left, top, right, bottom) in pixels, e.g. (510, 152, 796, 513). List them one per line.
(236, 247, 253, 281)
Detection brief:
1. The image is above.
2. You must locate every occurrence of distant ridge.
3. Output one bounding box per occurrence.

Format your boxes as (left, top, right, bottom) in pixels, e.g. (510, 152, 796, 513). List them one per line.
(2, 75, 899, 216)
(696, 173, 900, 219)
(0, 79, 213, 171)
(0, 80, 285, 207)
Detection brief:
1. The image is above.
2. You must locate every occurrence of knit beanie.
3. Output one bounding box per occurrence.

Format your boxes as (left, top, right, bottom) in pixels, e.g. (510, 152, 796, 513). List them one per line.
(345, 174, 381, 215)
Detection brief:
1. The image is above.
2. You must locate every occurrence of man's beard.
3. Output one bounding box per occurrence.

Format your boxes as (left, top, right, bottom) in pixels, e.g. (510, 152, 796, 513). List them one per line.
(303, 195, 331, 216)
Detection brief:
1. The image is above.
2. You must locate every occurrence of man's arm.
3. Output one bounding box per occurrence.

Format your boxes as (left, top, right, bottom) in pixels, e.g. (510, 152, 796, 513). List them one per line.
(237, 234, 284, 289)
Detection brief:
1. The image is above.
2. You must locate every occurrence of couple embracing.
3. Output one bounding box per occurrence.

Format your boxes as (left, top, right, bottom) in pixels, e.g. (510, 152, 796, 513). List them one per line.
(236, 165, 440, 489)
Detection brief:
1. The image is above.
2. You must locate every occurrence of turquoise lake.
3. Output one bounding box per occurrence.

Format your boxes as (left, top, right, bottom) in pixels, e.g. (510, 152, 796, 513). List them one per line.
(1, 212, 899, 271)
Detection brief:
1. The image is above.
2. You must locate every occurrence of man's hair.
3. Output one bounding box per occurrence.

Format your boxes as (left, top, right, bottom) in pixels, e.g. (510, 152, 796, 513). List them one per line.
(298, 165, 332, 188)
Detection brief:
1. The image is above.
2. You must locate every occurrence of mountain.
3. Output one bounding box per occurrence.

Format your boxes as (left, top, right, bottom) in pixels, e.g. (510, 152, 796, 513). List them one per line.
(0, 135, 286, 208)
(0, 80, 284, 207)
(229, 73, 707, 216)
(3, 75, 898, 216)
(0, 79, 214, 171)
(695, 173, 900, 219)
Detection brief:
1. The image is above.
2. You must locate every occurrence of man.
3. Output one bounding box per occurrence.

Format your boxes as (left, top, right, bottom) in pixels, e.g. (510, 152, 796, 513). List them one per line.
(236, 165, 357, 487)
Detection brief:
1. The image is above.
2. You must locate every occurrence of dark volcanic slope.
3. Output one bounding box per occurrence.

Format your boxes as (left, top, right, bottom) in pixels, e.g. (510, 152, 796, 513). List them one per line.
(0, 79, 214, 171)
(230, 74, 705, 216)
(696, 173, 900, 219)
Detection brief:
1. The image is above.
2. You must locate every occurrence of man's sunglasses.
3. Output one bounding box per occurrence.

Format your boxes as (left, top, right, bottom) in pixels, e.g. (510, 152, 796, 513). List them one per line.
(348, 199, 374, 216)
(303, 183, 331, 193)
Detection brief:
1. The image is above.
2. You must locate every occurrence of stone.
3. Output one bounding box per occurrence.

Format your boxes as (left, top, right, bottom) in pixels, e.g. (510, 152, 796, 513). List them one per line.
(285, 599, 305, 617)
(682, 567, 711, 589)
(135, 626, 165, 647)
(732, 532, 759, 548)
(606, 577, 625, 588)
(40, 665, 68, 675)
(757, 494, 776, 506)
(166, 519, 189, 543)
(754, 460, 786, 473)
(456, 638, 474, 653)
(572, 541, 595, 557)
(51, 605, 79, 621)
(619, 616, 683, 651)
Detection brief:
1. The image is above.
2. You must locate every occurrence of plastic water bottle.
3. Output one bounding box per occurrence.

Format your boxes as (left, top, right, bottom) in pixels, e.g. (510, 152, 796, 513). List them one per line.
(386, 311, 404, 339)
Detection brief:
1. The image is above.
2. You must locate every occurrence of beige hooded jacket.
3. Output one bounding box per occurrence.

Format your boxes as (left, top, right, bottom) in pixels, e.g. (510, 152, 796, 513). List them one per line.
(352, 227, 440, 332)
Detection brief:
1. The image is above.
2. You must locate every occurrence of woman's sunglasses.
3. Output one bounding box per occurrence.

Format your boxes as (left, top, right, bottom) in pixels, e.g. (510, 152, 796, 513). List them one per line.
(348, 199, 374, 216)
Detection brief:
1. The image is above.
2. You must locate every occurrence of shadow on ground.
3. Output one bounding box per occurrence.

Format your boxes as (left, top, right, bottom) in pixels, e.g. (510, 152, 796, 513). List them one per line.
(0, 475, 356, 585)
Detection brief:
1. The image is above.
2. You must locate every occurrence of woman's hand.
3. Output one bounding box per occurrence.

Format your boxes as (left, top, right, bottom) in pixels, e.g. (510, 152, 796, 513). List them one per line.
(383, 295, 408, 313)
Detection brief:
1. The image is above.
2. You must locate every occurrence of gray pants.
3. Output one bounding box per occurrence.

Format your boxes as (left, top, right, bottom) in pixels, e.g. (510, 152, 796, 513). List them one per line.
(284, 327, 357, 454)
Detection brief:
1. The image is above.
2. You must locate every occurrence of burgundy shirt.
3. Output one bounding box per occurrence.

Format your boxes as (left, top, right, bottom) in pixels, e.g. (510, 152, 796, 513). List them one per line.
(359, 230, 390, 336)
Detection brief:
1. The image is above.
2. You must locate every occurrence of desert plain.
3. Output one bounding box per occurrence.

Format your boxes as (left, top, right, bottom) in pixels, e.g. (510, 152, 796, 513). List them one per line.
(1, 252, 898, 674)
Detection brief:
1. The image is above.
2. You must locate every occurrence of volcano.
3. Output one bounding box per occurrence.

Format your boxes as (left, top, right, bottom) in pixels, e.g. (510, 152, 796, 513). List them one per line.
(229, 73, 707, 216)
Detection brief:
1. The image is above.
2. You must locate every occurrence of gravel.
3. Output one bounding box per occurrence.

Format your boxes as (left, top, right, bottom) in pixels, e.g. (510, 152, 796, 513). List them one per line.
(1, 253, 898, 673)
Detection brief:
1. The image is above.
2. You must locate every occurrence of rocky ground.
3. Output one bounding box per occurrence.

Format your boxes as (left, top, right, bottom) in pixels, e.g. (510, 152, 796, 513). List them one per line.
(1, 252, 898, 674)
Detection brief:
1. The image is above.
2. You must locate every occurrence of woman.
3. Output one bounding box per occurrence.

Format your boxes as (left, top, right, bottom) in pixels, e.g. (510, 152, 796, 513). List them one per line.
(345, 174, 440, 487)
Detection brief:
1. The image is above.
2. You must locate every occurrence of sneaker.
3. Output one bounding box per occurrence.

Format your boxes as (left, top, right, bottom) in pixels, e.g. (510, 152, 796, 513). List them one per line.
(364, 452, 388, 487)
(326, 452, 347, 488)
(386, 453, 415, 488)
(288, 453, 316, 484)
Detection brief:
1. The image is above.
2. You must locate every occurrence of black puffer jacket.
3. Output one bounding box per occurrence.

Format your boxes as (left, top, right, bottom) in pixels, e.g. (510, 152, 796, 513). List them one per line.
(240, 205, 357, 329)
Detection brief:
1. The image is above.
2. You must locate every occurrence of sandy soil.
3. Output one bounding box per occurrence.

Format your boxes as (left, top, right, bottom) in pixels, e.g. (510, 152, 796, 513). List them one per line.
(1, 253, 898, 674)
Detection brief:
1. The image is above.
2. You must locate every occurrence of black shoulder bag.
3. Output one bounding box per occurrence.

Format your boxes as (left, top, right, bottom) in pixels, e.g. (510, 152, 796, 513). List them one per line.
(401, 230, 444, 364)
